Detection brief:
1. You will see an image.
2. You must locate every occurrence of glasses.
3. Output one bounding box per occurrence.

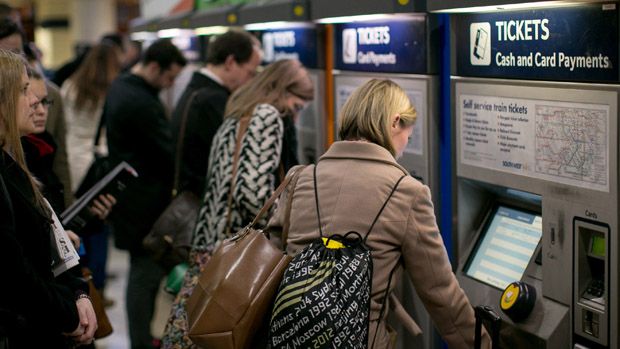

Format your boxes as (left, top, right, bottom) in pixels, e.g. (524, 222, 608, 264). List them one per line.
(32, 97, 54, 109)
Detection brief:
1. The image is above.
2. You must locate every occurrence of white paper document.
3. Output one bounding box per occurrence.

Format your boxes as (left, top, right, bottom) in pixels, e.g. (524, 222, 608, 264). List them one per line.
(47, 200, 80, 276)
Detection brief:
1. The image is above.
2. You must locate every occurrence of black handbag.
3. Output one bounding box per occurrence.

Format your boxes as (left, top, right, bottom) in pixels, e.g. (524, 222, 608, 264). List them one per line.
(75, 152, 113, 198)
(75, 112, 112, 198)
(143, 90, 202, 271)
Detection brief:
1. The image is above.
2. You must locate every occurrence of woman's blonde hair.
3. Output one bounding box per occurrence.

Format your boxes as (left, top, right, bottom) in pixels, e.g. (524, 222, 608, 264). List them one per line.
(338, 79, 416, 156)
(224, 59, 314, 119)
(0, 49, 49, 212)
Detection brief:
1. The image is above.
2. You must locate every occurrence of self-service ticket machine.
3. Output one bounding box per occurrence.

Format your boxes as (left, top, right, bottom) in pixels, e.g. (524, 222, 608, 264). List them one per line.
(240, 0, 326, 164)
(315, 6, 441, 347)
(438, 3, 620, 348)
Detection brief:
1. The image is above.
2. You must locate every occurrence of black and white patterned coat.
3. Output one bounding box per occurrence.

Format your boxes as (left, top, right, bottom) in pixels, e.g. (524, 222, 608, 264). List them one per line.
(192, 104, 283, 249)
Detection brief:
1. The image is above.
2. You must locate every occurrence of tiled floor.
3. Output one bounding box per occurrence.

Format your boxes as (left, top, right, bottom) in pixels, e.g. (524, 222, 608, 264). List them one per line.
(95, 244, 175, 349)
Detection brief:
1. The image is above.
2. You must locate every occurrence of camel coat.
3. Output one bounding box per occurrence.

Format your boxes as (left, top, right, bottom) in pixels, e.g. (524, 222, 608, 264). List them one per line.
(268, 141, 491, 349)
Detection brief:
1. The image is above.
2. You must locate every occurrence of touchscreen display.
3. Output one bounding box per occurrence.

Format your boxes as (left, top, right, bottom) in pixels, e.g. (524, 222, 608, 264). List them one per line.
(465, 206, 542, 289)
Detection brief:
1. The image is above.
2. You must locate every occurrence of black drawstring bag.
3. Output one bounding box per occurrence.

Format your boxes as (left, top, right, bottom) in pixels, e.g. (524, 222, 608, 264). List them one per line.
(269, 165, 405, 348)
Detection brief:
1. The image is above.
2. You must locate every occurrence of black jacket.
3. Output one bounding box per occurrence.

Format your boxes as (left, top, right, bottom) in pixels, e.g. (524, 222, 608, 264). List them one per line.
(21, 132, 65, 214)
(0, 151, 83, 348)
(171, 71, 230, 197)
(104, 73, 174, 251)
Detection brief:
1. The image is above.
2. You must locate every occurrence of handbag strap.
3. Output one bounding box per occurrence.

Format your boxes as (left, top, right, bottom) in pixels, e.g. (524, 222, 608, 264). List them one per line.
(247, 165, 306, 230)
(173, 90, 201, 195)
(224, 116, 251, 236)
(93, 107, 106, 148)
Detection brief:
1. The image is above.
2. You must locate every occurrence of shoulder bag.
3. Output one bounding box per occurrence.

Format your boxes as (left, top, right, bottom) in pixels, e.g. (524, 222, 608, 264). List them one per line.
(143, 90, 202, 272)
(186, 165, 305, 349)
(75, 110, 111, 199)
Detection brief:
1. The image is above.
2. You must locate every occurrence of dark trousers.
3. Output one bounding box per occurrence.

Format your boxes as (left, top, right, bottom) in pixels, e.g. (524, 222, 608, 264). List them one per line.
(126, 250, 165, 349)
(82, 224, 110, 290)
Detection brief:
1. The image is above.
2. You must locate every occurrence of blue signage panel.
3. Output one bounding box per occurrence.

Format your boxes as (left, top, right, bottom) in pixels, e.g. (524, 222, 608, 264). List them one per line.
(258, 27, 320, 69)
(335, 17, 427, 74)
(454, 4, 619, 82)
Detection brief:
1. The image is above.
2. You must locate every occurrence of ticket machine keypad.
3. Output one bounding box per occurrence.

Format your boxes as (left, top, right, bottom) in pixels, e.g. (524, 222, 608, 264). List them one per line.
(583, 279, 605, 300)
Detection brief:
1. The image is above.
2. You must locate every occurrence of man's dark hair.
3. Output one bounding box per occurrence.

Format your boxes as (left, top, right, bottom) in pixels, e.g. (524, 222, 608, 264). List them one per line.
(0, 3, 13, 19)
(141, 38, 187, 70)
(101, 33, 124, 51)
(206, 30, 256, 65)
(0, 17, 20, 40)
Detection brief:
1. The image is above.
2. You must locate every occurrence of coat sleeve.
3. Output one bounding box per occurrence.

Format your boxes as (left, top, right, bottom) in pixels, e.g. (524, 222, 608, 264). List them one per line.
(0, 174, 79, 334)
(46, 83, 74, 207)
(401, 183, 491, 349)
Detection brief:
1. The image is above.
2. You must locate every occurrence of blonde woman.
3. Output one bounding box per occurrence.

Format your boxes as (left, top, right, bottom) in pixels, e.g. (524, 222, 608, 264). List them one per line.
(267, 79, 491, 348)
(162, 58, 314, 348)
(0, 49, 97, 348)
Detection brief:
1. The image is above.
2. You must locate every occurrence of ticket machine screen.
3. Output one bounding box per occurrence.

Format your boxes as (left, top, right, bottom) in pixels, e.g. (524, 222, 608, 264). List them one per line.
(465, 206, 542, 289)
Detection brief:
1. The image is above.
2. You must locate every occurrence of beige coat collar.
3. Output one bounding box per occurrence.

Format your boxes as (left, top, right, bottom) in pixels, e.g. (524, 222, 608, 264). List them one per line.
(319, 141, 410, 175)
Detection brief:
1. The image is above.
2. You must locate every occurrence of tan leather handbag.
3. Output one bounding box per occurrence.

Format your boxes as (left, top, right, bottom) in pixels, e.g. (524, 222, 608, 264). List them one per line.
(185, 166, 305, 349)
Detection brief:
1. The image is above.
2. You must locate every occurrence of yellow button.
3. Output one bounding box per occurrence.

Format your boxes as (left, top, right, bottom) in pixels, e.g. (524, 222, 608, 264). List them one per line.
(501, 283, 520, 310)
(293, 5, 305, 17)
(322, 237, 345, 249)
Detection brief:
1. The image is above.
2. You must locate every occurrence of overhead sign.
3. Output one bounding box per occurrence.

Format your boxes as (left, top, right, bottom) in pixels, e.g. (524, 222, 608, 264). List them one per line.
(454, 4, 619, 82)
(335, 17, 427, 73)
(259, 27, 321, 69)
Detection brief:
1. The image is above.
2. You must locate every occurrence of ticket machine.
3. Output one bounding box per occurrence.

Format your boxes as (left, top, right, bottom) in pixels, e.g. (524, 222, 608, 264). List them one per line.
(431, 2, 620, 348)
(313, 1, 441, 345)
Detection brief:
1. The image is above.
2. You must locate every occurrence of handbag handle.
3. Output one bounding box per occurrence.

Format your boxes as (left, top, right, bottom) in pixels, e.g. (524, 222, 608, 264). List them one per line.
(224, 116, 251, 236)
(245, 165, 306, 232)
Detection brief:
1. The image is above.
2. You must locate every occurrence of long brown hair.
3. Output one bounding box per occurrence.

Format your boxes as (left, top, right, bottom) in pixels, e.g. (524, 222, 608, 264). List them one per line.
(0, 49, 49, 212)
(68, 42, 122, 111)
(224, 59, 314, 119)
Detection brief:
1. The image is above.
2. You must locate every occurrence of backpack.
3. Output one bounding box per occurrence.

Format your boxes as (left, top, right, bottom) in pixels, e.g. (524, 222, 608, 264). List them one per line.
(269, 165, 406, 348)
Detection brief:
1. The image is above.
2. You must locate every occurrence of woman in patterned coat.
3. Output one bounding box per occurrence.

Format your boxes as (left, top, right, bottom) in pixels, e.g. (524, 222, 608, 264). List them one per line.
(162, 58, 314, 348)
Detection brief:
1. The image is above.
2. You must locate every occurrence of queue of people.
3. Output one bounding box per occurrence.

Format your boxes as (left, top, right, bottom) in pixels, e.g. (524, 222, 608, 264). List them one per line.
(0, 6, 489, 348)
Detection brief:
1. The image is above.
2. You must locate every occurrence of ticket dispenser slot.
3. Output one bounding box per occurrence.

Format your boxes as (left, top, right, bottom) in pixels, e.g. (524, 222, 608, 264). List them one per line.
(574, 219, 609, 347)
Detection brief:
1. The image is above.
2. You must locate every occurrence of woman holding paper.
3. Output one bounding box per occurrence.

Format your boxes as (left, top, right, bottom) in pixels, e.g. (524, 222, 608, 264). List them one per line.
(0, 49, 97, 348)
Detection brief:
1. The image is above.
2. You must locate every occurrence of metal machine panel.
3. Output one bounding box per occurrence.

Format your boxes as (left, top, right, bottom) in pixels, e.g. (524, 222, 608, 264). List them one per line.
(239, 0, 310, 24)
(310, 0, 425, 20)
(452, 76, 620, 348)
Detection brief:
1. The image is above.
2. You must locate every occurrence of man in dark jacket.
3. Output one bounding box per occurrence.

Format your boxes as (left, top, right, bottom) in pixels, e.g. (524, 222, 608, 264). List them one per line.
(171, 30, 261, 197)
(104, 39, 186, 349)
